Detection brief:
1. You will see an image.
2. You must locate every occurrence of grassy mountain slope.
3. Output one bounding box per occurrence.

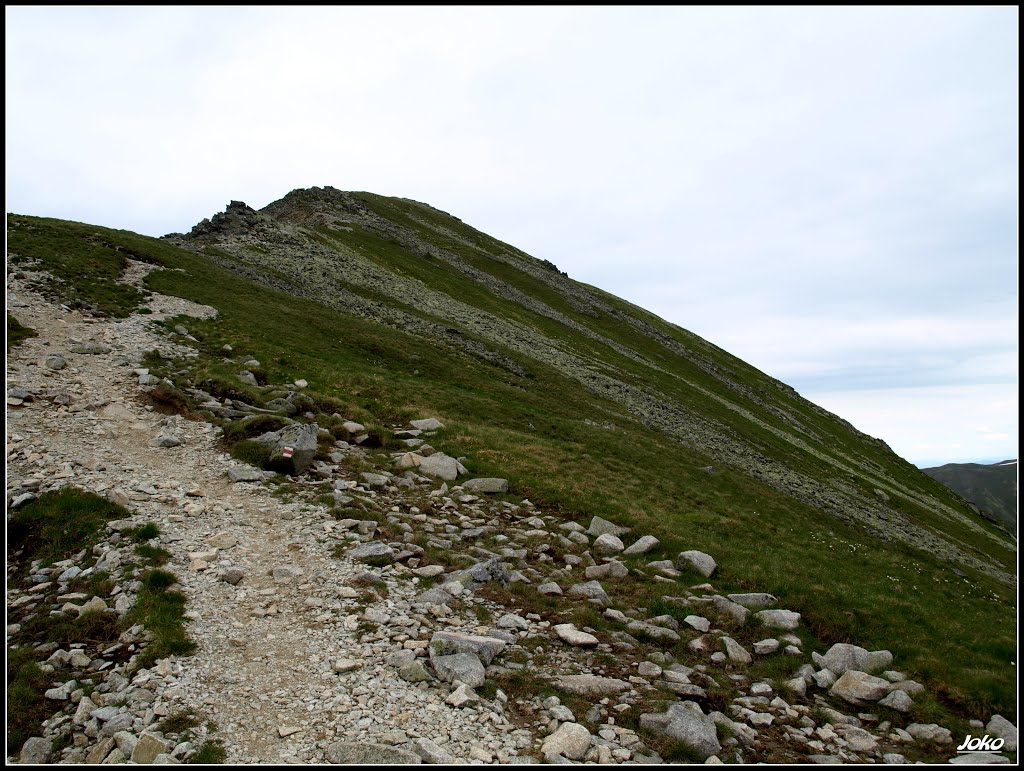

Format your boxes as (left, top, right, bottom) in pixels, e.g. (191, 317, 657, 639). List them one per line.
(923, 460, 1017, 530)
(6, 190, 1016, 717)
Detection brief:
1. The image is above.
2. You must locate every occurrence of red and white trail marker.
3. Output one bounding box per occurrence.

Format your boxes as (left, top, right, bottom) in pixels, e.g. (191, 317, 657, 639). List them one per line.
(282, 447, 294, 458)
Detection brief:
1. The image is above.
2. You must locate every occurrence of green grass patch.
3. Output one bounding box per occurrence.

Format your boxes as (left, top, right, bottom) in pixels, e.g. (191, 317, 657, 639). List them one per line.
(7, 314, 36, 350)
(230, 439, 273, 469)
(222, 414, 292, 442)
(158, 710, 201, 734)
(144, 382, 193, 416)
(69, 570, 115, 599)
(6, 647, 58, 754)
(8, 488, 130, 570)
(470, 603, 493, 623)
(5, 503, 193, 755)
(7, 215, 152, 316)
(126, 570, 195, 666)
(188, 739, 226, 764)
(134, 522, 160, 540)
(135, 543, 171, 566)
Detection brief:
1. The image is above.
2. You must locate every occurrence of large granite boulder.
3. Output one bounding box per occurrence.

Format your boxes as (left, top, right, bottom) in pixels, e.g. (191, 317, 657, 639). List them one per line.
(326, 742, 421, 764)
(461, 478, 509, 493)
(542, 722, 593, 761)
(812, 643, 893, 675)
(830, 670, 891, 704)
(566, 580, 612, 608)
(586, 517, 630, 538)
(429, 631, 506, 665)
(640, 701, 721, 760)
(431, 653, 485, 688)
(254, 422, 320, 475)
(676, 550, 717, 577)
(553, 674, 630, 698)
(417, 452, 467, 480)
(755, 609, 801, 630)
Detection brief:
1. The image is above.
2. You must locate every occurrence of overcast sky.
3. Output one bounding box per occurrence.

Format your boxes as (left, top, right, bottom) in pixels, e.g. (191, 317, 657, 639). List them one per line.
(6, 6, 1018, 466)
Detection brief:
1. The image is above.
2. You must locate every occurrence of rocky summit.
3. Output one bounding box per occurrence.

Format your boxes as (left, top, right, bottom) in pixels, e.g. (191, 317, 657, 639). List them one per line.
(5, 193, 1017, 764)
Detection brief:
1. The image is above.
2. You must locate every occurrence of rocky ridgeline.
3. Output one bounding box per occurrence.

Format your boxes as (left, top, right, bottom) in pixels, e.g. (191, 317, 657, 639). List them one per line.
(167, 191, 1016, 585)
(5, 267, 1018, 764)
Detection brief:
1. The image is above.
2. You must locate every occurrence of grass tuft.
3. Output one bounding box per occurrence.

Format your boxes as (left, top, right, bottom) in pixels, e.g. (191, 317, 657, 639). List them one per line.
(6, 647, 55, 753)
(188, 739, 226, 764)
(134, 522, 161, 540)
(7, 314, 36, 350)
(8, 488, 130, 570)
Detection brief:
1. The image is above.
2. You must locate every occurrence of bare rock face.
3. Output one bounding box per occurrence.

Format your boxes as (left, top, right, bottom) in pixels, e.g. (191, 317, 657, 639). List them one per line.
(348, 541, 396, 565)
(834, 725, 879, 753)
(627, 620, 680, 644)
(410, 418, 445, 431)
(410, 738, 455, 764)
(722, 636, 752, 665)
(755, 609, 801, 630)
(728, 593, 778, 608)
(457, 557, 511, 585)
(130, 733, 169, 764)
(684, 615, 711, 632)
(429, 631, 507, 665)
(431, 653, 485, 688)
(585, 560, 628, 579)
(19, 737, 52, 764)
(228, 466, 266, 482)
(708, 595, 749, 626)
(906, 723, 954, 744)
(42, 353, 67, 370)
(878, 689, 913, 712)
(189, 200, 265, 238)
(398, 659, 433, 683)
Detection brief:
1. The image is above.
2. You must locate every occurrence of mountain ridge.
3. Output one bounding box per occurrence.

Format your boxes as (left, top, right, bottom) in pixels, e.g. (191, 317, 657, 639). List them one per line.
(922, 459, 1017, 531)
(164, 188, 1014, 582)
(6, 191, 1016, 724)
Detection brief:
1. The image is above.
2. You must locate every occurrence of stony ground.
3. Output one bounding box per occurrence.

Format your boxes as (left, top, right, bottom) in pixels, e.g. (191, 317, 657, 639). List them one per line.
(6, 264, 1018, 764)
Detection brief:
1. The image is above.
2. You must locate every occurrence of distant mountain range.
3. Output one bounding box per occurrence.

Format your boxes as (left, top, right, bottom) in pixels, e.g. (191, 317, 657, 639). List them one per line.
(922, 459, 1017, 530)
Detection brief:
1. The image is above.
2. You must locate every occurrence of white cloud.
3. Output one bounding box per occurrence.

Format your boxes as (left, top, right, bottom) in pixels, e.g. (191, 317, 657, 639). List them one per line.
(808, 384, 1018, 466)
(5, 6, 1017, 465)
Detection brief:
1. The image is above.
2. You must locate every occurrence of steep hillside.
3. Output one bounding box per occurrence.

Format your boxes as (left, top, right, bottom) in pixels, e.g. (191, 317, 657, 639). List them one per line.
(923, 460, 1017, 530)
(166, 189, 1014, 579)
(6, 190, 1017, 725)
